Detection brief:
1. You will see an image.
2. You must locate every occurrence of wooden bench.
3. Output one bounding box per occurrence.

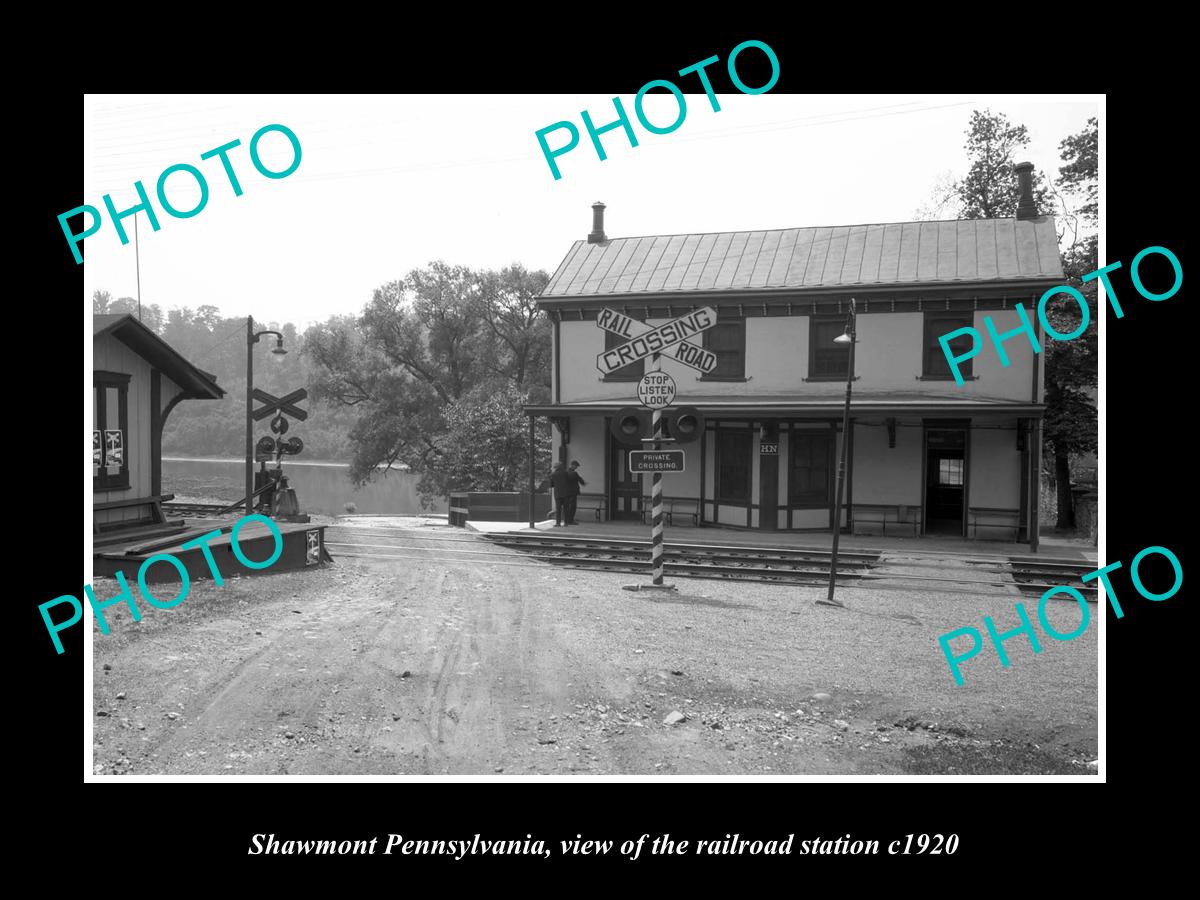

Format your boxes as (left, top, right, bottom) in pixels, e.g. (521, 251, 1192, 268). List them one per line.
(851, 503, 920, 536)
(640, 496, 700, 526)
(969, 507, 1021, 541)
(666, 497, 700, 526)
(574, 493, 608, 521)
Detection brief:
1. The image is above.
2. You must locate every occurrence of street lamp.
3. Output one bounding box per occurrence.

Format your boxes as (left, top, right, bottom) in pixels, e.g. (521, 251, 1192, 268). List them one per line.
(246, 316, 288, 517)
(820, 298, 857, 608)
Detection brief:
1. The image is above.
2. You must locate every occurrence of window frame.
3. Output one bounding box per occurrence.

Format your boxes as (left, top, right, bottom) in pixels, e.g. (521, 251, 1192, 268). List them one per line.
(923, 312, 976, 380)
(602, 321, 645, 382)
(715, 429, 752, 505)
(788, 430, 834, 508)
(937, 457, 964, 486)
(700, 317, 747, 381)
(94, 371, 131, 492)
(807, 315, 851, 381)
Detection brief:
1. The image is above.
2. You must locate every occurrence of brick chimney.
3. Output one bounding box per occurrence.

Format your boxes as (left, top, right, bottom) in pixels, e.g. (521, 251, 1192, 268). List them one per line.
(1014, 162, 1038, 220)
(588, 202, 607, 243)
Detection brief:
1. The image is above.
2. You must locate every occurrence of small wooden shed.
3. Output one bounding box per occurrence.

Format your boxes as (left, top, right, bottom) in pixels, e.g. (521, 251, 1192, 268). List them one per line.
(93, 314, 224, 532)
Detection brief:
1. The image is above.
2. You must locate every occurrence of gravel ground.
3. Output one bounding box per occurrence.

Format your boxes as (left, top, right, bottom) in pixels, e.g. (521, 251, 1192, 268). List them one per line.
(91, 522, 1097, 776)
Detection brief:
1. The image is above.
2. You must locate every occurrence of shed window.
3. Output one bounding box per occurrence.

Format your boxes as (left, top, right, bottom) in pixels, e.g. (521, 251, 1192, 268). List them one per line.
(94, 372, 130, 491)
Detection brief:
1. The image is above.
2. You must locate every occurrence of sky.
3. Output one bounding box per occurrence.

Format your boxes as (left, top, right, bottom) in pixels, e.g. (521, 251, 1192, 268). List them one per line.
(82, 93, 1099, 330)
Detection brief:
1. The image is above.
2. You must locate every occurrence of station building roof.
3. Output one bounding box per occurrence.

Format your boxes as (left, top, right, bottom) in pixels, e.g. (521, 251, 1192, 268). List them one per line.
(541, 216, 1064, 303)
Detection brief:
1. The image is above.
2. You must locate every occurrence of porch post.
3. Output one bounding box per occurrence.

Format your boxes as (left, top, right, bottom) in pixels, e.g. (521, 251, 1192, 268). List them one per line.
(1029, 418, 1041, 553)
(528, 414, 536, 530)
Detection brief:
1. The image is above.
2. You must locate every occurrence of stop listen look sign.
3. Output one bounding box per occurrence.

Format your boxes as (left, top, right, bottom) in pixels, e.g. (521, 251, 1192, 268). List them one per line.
(637, 372, 676, 409)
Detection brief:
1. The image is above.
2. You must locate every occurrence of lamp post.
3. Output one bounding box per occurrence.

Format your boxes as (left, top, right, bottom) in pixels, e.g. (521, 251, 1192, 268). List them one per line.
(245, 315, 288, 517)
(821, 298, 857, 608)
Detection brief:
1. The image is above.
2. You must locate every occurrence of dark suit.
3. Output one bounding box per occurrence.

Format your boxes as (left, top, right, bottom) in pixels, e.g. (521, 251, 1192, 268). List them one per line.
(549, 467, 571, 525)
(564, 469, 586, 524)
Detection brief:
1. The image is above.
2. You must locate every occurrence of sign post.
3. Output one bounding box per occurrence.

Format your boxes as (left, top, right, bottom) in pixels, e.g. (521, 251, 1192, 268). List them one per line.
(596, 308, 717, 591)
(647, 354, 669, 586)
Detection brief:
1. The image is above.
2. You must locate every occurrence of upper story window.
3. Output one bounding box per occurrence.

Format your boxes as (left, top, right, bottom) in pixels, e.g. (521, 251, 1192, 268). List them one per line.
(702, 318, 746, 380)
(808, 315, 850, 380)
(924, 312, 975, 379)
(94, 371, 131, 491)
(603, 322, 644, 381)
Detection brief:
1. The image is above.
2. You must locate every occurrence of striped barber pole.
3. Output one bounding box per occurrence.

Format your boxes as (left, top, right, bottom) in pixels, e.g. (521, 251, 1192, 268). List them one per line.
(650, 404, 664, 585)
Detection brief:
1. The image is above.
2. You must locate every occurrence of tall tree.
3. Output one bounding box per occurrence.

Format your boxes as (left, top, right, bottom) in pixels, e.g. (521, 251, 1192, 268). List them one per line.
(474, 264, 552, 397)
(1057, 117, 1098, 224)
(305, 261, 553, 504)
(431, 382, 551, 499)
(1042, 117, 1100, 528)
(955, 110, 1053, 219)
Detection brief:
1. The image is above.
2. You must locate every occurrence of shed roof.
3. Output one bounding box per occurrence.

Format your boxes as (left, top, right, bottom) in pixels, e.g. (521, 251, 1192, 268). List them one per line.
(541, 216, 1063, 300)
(94, 314, 225, 399)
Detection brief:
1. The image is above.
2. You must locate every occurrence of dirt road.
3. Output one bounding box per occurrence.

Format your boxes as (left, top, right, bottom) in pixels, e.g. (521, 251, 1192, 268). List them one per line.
(92, 520, 1097, 775)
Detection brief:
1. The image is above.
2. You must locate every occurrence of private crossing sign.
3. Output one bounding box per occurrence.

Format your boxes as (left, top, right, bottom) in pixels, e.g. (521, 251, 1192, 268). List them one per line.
(595, 307, 719, 375)
(629, 450, 685, 473)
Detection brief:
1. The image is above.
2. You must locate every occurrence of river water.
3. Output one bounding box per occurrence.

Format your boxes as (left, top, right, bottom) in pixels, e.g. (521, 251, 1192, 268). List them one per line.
(162, 457, 444, 515)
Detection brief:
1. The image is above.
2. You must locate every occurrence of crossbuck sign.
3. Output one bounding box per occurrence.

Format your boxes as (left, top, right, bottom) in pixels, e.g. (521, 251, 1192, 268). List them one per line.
(595, 307, 719, 375)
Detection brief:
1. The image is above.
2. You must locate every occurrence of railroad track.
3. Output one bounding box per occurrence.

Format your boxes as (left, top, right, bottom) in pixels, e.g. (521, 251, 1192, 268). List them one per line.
(477, 533, 1099, 600)
(280, 523, 1103, 601)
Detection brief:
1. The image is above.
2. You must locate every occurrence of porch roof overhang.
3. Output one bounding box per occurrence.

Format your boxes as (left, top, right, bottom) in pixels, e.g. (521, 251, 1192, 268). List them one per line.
(525, 394, 1045, 419)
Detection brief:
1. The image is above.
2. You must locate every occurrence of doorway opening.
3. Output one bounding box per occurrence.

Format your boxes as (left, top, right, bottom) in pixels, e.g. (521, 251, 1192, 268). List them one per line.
(608, 434, 643, 520)
(924, 427, 966, 536)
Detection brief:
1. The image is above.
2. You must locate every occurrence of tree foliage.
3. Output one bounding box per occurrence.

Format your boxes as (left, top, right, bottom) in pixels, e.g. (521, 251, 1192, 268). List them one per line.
(92, 290, 359, 461)
(1042, 113, 1099, 495)
(304, 262, 553, 505)
(954, 110, 1054, 219)
(431, 383, 552, 497)
(1057, 117, 1098, 225)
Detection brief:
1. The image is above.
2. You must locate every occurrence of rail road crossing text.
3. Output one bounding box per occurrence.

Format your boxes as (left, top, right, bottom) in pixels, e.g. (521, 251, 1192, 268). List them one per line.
(596, 307, 718, 375)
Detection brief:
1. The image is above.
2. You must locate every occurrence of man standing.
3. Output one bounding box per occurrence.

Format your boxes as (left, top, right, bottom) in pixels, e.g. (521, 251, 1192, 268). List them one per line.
(564, 460, 586, 525)
(549, 461, 570, 527)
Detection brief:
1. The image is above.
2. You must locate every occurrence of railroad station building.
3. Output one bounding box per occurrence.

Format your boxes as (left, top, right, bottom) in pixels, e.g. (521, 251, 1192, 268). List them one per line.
(526, 175, 1061, 547)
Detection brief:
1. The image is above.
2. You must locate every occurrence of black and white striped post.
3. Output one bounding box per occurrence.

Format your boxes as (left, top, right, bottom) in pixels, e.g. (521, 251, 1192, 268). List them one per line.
(649, 365, 665, 585)
(624, 351, 675, 592)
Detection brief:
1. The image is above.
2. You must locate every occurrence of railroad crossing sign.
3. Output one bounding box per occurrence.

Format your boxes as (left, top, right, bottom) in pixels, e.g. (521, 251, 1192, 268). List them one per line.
(595, 307, 719, 375)
(637, 372, 676, 409)
(252, 387, 308, 422)
(629, 450, 685, 473)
